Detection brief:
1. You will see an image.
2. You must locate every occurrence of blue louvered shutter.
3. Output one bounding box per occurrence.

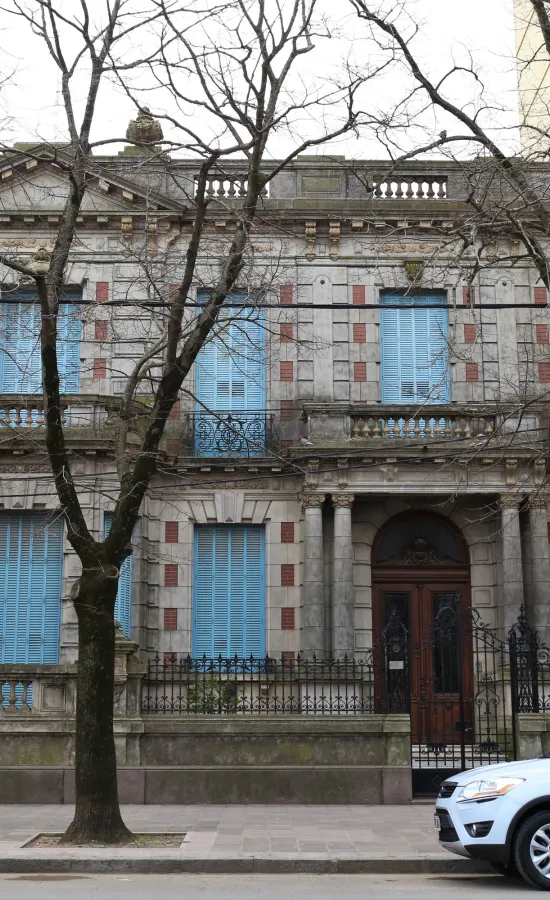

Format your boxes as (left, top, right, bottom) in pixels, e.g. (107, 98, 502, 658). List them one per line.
(381, 293, 449, 404)
(0, 514, 63, 664)
(193, 525, 265, 658)
(195, 294, 266, 455)
(104, 513, 132, 637)
(0, 289, 81, 394)
(57, 302, 82, 393)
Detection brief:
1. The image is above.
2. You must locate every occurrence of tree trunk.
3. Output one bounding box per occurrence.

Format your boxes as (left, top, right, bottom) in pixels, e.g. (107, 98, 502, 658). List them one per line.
(61, 576, 132, 844)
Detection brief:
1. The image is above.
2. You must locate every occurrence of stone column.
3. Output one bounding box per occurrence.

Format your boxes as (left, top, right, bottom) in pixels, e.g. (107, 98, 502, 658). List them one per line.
(528, 495, 550, 637)
(500, 495, 525, 633)
(332, 493, 355, 659)
(301, 493, 326, 658)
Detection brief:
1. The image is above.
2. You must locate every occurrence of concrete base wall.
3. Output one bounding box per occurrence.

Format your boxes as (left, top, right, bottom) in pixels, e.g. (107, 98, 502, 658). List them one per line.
(0, 714, 412, 804)
(0, 764, 411, 805)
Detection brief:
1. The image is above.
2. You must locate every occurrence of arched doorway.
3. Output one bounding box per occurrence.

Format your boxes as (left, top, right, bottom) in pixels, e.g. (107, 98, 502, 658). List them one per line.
(372, 512, 473, 795)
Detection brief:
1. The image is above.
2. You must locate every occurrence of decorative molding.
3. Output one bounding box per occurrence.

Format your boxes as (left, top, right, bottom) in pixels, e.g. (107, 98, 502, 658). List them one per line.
(329, 221, 341, 260)
(528, 493, 550, 511)
(395, 537, 445, 567)
(499, 494, 521, 510)
(534, 459, 547, 487)
(300, 493, 326, 510)
(332, 493, 354, 509)
(505, 459, 518, 487)
(305, 220, 316, 260)
(337, 457, 348, 489)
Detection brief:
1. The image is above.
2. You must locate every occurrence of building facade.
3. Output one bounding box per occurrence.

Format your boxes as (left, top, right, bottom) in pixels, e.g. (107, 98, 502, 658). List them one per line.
(0, 143, 549, 801)
(514, 0, 550, 153)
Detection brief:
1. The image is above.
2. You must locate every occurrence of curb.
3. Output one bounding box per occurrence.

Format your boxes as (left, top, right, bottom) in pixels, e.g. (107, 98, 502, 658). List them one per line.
(0, 855, 491, 875)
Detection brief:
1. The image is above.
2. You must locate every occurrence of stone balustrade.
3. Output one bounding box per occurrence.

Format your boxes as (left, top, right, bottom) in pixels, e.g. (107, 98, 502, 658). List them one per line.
(0, 394, 149, 433)
(372, 176, 447, 200)
(0, 665, 76, 714)
(301, 404, 545, 447)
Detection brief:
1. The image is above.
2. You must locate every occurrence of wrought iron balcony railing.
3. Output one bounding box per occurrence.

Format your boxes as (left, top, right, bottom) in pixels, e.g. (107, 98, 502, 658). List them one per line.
(182, 411, 279, 458)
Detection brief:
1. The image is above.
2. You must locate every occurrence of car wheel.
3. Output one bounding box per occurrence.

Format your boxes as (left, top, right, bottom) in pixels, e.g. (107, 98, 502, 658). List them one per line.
(514, 810, 550, 890)
(489, 860, 518, 877)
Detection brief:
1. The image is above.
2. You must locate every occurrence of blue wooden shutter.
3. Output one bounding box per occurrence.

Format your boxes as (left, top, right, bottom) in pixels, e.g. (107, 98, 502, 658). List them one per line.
(0, 514, 63, 664)
(193, 525, 265, 658)
(0, 289, 82, 394)
(381, 293, 449, 403)
(104, 513, 132, 637)
(57, 300, 82, 393)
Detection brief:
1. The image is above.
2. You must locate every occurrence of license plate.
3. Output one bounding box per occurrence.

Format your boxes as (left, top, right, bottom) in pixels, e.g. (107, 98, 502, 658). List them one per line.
(434, 814, 441, 831)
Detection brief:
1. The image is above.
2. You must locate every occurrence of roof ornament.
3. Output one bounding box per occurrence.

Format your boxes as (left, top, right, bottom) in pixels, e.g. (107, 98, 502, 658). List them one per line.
(125, 107, 164, 145)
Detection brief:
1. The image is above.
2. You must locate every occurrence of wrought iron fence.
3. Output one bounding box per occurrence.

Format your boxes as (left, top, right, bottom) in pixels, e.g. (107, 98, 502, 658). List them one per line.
(510, 608, 550, 714)
(181, 412, 279, 458)
(141, 653, 409, 715)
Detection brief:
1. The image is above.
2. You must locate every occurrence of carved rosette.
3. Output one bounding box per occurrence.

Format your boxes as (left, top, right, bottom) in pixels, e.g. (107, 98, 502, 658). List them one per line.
(300, 493, 326, 510)
(332, 493, 354, 509)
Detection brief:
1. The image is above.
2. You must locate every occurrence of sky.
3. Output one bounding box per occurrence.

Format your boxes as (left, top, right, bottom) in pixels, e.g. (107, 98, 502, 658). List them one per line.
(0, 0, 520, 159)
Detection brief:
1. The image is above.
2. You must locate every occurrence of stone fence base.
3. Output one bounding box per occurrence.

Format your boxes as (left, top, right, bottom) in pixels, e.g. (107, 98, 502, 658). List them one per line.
(0, 714, 411, 805)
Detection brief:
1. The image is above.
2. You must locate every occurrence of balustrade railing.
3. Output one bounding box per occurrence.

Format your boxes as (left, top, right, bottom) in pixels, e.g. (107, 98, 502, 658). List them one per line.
(372, 177, 447, 200)
(195, 175, 269, 199)
(351, 411, 495, 441)
(182, 411, 279, 458)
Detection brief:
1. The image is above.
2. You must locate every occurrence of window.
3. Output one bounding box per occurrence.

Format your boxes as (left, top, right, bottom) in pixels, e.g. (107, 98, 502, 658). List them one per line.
(104, 513, 133, 637)
(0, 288, 82, 393)
(193, 525, 265, 658)
(194, 293, 266, 456)
(0, 514, 63, 663)
(380, 292, 449, 404)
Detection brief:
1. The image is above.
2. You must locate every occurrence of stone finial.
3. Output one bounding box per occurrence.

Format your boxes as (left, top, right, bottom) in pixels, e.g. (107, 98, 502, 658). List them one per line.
(30, 246, 51, 275)
(125, 107, 163, 144)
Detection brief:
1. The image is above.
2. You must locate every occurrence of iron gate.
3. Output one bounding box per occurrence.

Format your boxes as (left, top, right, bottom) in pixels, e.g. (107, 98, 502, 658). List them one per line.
(402, 597, 517, 797)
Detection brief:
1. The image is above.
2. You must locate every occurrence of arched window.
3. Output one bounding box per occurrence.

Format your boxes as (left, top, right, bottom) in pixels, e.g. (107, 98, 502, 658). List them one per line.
(373, 512, 468, 567)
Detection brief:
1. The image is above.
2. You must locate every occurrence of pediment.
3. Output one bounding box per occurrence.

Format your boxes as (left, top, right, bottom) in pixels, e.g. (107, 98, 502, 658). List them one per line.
(0, 147, 184, 217)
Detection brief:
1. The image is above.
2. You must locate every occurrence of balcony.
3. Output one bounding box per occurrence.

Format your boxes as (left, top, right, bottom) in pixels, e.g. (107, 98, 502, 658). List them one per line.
(302, 404, 546, 453)
(181, 412, 279, 458)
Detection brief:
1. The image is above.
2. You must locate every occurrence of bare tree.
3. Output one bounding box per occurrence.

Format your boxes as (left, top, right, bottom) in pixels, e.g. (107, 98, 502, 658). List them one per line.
(0, 0, 374, 843)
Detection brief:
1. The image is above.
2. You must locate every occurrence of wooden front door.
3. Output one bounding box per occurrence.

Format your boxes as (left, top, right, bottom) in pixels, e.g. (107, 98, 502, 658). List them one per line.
(374, 579, 474, 746)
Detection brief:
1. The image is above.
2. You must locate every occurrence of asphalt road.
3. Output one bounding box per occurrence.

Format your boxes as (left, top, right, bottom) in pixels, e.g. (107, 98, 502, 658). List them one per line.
(0, 874, 536, 898)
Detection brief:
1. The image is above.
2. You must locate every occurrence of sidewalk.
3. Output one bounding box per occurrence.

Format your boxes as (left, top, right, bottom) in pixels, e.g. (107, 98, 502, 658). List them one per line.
(0, 804, 488, 874)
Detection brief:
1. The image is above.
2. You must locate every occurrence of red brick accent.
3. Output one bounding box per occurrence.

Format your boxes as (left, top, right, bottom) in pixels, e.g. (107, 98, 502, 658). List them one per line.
(539, 362, 550, 382)
(281, 651, 296, 668)
(95, 320, 108, 341)
(465, 362, 479, 382)
(464, 324, 476, 344)
(165, 564, 178, 587)
(166, 438, 180, 456)
(280, 323, 294, 342)
(353, 323, 366, 343)
(168, 399, 181, 420)
(93, 358, 107, 379)
(279, 361, 294, 381)
(168, 283, 180, 302)
(280, 285, 293, 305)
(280, 400, 294, 421)
(463, 286, 475, 305)
(354, 362, 367, 382)
(164, 608, 178, 631)
(535, 286, 548, 305)
(352, 285, 366, 305)
(281, 564, 295, 586)
(537, 324, 549, 344)
(281, 608, 295, 630)
(281, 522, 295, 543)
(165, 521, 179, 543)
(163, 652, 177, 665)
(96, 282, 109, 303)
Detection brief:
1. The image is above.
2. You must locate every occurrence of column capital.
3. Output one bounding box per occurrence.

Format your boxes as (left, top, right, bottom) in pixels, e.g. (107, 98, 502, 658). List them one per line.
(300, 492, 326, 510)
(529, 493, 550, 511)
(332, 493, 355, 509)
(500, 493, 521, 510)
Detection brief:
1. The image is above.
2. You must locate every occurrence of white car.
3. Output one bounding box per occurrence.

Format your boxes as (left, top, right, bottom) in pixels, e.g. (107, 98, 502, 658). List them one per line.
(435, 757, 550, 890)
